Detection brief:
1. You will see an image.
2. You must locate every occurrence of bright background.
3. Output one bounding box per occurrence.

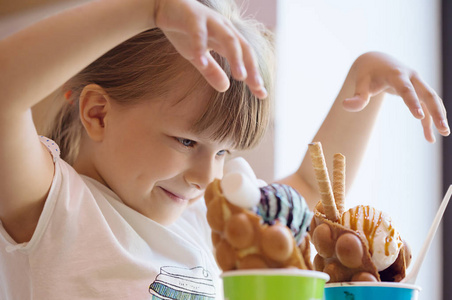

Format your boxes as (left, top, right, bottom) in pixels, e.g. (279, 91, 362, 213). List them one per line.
(1, 0, 444, 299)
(236, 0, 443, 299)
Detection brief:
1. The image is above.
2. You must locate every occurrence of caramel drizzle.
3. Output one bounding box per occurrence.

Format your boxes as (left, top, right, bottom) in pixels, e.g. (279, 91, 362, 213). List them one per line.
(347, 205, 396, 256)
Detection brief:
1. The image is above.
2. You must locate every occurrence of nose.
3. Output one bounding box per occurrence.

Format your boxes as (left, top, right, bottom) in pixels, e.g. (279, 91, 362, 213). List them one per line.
(184, 156, 223, 190)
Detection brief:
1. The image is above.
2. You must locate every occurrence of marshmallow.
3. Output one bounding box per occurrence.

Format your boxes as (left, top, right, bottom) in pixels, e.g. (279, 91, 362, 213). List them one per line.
(256, 179, 267, 188)
(220, 172, 261, 208)
(224, 157, 258, 186)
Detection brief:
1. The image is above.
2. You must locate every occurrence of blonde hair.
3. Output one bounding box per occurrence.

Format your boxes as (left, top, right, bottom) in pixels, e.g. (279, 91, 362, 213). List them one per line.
(43, 0, 274, 165)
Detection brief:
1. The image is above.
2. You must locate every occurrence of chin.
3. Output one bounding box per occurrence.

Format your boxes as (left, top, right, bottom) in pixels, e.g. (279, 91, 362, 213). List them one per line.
(189, 196, 202, 205)
(150, 210, 185, 226)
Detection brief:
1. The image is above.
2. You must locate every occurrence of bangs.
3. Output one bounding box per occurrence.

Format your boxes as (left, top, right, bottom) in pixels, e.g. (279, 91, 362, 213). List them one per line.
(191, 75, 270, 151)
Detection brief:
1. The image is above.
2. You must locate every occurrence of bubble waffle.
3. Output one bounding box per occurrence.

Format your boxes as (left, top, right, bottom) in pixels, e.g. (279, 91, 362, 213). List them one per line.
(310, 203, 411, 282)
(307, 142, 411, 282)
(205, 179, 313, 271)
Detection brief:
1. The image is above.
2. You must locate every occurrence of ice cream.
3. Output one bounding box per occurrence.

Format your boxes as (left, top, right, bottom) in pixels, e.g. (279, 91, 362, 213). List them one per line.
(341, 205, 403, 271)
(257, 183, 312, 245)
(205, 157, 313, 271)
(307, 142, 411, 282)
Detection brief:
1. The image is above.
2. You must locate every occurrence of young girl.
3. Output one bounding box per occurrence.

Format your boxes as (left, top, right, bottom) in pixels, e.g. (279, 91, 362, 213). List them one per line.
(0, 0, 449, 299)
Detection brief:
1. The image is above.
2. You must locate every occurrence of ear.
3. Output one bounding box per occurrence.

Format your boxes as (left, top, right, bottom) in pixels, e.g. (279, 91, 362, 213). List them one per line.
(79, 84, 111, 142)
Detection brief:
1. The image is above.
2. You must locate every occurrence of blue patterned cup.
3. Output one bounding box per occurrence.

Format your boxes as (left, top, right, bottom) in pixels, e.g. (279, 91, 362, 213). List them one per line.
(324, 282, 421, 300)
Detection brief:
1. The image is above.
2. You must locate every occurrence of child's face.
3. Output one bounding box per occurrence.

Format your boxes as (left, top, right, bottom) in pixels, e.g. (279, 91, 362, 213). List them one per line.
(95, 85, 232, 225)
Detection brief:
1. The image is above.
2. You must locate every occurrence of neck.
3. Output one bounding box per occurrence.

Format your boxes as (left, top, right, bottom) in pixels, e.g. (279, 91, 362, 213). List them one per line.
(72, 134, 107, 187)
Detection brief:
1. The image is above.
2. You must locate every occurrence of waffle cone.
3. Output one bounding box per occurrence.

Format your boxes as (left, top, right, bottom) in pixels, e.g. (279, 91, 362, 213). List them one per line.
(205, 179, 312, 271)
(308, 142, 339, 221)
(333, 153, 346, 215)
(379, 244, 409, 282)
(310, 203, 408, 283)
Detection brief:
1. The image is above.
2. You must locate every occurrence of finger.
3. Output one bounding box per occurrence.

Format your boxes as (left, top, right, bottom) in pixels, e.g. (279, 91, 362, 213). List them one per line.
(389, 76, 424, 119)
(420, 102, 436, 143)
(182, 21, 231, 92)
(190, 51, 230, 92)
(206, 20, 267, 99)
(228, 24, 268, 99)
(182, 17, 209, 68)
(207, 19, 247, 81)
(208, 34, 267, 99)
(209, 22, 267, 99)
(411, 75, 450, 136)
(240, 39, 268, 99)
(343, 76, 371, 112)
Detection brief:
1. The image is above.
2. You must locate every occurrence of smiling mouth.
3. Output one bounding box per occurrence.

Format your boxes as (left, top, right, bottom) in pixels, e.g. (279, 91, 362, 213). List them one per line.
(159, 187, 189, 203)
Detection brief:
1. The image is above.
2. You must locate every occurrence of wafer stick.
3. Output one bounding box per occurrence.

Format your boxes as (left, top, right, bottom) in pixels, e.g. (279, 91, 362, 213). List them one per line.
(308, 142, 339, 222)
(333, 153, 346, 215)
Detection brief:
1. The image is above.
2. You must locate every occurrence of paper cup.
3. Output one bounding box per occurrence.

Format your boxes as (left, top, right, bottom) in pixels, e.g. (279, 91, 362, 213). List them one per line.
(222, 269, 329, 300)
(325, 282, 421, 300)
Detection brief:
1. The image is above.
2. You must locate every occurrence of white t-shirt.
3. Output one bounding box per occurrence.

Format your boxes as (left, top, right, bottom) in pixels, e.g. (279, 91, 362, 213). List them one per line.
(0, 138, 222, 300)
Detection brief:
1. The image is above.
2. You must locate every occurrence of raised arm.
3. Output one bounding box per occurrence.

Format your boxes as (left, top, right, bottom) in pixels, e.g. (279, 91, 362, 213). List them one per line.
(279, 52, 450, 209)
(0, 0, 155, 244)
(0, 0, 265, 243)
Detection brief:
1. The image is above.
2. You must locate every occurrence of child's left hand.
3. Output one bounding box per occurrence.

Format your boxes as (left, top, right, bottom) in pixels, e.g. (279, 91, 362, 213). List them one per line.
(342, 51, 449, 142)
(153, 0, 267, 99)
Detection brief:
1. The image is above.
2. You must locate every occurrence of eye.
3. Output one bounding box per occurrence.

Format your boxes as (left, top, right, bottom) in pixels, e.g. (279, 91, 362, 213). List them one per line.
(176, 138, 196, 148)
(216, 150, 230, 156)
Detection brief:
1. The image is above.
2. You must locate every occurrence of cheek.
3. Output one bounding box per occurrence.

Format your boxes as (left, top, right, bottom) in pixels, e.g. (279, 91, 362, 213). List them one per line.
(135, 147, 184, 176)
(213, 159, 225, 179)
(132, 142, 190, 179)
(149, 151, 186, 176)
(105, 135, 167, 175)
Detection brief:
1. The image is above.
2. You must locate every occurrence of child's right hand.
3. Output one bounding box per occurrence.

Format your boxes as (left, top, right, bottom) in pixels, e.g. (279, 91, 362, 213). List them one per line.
(152, 0, 268, 99)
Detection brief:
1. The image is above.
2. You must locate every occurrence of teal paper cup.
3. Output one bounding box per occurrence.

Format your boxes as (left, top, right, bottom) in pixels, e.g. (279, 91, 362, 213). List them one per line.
(222, 269, 329, 300)
(324, 282, 421, 300)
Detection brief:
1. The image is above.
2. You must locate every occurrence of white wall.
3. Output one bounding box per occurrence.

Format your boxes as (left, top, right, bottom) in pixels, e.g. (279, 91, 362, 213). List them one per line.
(275, 1, 442, 299)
